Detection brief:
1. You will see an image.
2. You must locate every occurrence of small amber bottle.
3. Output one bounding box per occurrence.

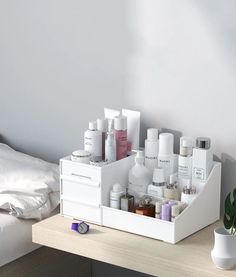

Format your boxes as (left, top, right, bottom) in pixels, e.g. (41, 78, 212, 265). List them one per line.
(135, 196, 155, 217)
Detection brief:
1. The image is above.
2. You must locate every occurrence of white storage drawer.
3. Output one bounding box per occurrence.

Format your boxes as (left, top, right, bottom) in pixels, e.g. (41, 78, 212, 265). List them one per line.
(61, 160, 101, 182)
(61, 176, 101, 207)
(62, 199, 101, 224)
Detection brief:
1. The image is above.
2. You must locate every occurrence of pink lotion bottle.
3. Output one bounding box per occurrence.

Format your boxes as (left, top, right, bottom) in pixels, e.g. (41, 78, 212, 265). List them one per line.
(114, 115, 127, 160)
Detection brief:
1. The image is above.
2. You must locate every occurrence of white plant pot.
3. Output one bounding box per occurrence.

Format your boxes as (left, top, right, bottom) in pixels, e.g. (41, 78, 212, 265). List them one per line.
(211, 227, 236, 270)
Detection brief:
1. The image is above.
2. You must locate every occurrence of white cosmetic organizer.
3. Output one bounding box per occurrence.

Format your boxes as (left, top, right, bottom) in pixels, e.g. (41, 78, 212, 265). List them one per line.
(60, 155, 221, 244)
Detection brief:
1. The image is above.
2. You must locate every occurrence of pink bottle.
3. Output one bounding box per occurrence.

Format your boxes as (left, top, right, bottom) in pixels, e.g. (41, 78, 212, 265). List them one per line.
(114, 116, 127, 160)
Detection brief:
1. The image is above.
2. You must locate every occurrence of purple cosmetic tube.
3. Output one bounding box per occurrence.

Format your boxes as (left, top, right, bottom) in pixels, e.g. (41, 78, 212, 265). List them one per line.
(161, 203, 171, 221)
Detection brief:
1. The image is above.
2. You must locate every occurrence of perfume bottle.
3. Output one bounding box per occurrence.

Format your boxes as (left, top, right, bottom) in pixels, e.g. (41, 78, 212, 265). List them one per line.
(135, 196, 155, 217)
(120, 188, 134, 212)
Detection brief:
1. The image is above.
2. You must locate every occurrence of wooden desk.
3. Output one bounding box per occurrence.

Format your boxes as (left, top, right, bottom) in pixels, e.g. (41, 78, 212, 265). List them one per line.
(32, 215, 236, 277)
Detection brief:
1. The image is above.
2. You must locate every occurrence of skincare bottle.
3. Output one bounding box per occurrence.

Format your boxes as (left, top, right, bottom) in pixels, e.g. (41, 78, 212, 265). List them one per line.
(114, 115, 128, 160)
(147, 167, 166, 198)
(158, 133, 178, 182)
(171, 205, 180, 222)
(120, 188, 134, 212)
(178, 137, 194, 187)
(161, 203, 171, 221)
(192, 137, 213, 183)
(84, 121, 102, 162)
(181, 180, 197, 205)
(105, 132, 116, 163)
(135, 196, 155, 217)
(164, 173, 180, 200)
(97, 118, 108, 160)
(110, 183, 124, 209)
(145, 128, 159, 171)
(128, 151, 152, 203)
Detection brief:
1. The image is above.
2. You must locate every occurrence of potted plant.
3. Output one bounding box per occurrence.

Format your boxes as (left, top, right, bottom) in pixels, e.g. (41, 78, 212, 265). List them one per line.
(211, 188, 236, 270)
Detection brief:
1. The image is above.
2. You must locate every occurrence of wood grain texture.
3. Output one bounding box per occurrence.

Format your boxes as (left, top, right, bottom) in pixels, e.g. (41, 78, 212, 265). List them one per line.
(32, 214, 236, 277)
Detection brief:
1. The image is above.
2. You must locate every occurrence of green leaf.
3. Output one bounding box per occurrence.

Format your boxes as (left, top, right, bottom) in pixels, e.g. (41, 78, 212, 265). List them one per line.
(224, 190, 236, 230)
(224, 214, 233, 229)
(225, 194, 235, 217)
(233, 188, 236, 202)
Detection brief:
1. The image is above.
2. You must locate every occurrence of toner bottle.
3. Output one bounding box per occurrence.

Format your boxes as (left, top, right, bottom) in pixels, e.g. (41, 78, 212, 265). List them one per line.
(145, 128, 159, 172)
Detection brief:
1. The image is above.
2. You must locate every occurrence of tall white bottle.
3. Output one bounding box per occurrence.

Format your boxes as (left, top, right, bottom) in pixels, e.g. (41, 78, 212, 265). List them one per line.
(158, 133, 178, 182)
(178, 137, 194, 188)
(128, 151, 152, 203)
(192, 137, 213, 184)
(84, 121, 102, 162)
(145, 128, 159, 172)
(105, 131, 116, 163)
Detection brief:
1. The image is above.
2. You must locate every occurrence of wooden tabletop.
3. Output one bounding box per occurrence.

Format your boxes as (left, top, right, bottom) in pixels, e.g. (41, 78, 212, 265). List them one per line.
(32, 214, 236, 277)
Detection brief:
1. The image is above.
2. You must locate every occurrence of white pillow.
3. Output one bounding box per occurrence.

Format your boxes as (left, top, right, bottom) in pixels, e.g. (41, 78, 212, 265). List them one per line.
(0, 143, 59, 220)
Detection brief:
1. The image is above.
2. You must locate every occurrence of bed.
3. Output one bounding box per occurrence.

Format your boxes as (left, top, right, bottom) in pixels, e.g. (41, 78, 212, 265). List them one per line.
(0, 143, 60, 267)
(0, 211, 39, 267)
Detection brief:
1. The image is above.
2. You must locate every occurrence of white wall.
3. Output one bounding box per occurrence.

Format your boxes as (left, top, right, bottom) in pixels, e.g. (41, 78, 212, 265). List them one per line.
(0, 0, 235, 225)
(125, 0, 236, 208)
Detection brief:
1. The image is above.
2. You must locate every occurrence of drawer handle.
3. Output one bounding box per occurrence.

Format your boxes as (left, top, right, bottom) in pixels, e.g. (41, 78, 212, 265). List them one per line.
(60, 174, 100, 187)
(71, 173, 92, 180)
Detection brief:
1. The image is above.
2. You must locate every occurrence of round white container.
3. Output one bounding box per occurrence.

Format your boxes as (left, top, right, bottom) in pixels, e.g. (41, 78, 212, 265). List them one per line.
(211, 227, 236, 270)
(71, 150, 91, 164)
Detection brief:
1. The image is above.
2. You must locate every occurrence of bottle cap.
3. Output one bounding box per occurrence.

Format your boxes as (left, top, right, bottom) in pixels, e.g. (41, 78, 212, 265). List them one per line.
(112, 183, 123, 193)
(153, 167, 165, 183)
(159, 133, 174, 155)
(89, 121, 97, 130)
(171, 205, 180, 216)
(97, 118, 108, 132)
(147, 128, 158, 141)
(135, 151, 144, 164)
(114, 116, 127, 131)
(196, 137, 211, 149)
(180, 137, 194, 156)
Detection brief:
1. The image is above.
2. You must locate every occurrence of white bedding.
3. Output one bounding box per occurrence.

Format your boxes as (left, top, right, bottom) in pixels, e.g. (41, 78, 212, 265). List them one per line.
(0, 143, 60, 219)
(0, 211, 39, 267)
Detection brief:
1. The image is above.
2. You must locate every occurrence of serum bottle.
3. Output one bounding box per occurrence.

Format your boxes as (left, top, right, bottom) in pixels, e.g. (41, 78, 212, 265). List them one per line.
(147, 167, 166, 198)
(192, 137, 213, 183)
(114, 116, 127, 160)
(145, 128, 159, 172)
(158, 133, 178, 182)
(178, 137, 194, 187)
(128, 151, 152, 203)
(84, 121, 102, 162)
(97, 118, 108, 160)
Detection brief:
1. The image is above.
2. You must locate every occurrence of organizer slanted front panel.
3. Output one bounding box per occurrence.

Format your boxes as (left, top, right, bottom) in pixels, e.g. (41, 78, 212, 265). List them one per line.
(60, 156, 221, 244)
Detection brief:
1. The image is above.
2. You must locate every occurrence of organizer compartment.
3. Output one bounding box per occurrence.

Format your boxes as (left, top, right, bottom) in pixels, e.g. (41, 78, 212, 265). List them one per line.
(102, 162, 221, 243)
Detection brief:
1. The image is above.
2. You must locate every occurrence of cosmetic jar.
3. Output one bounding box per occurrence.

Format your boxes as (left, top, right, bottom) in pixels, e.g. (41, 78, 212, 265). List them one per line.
(89, 160, 108, 167)
(71, 150, 91, 164)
